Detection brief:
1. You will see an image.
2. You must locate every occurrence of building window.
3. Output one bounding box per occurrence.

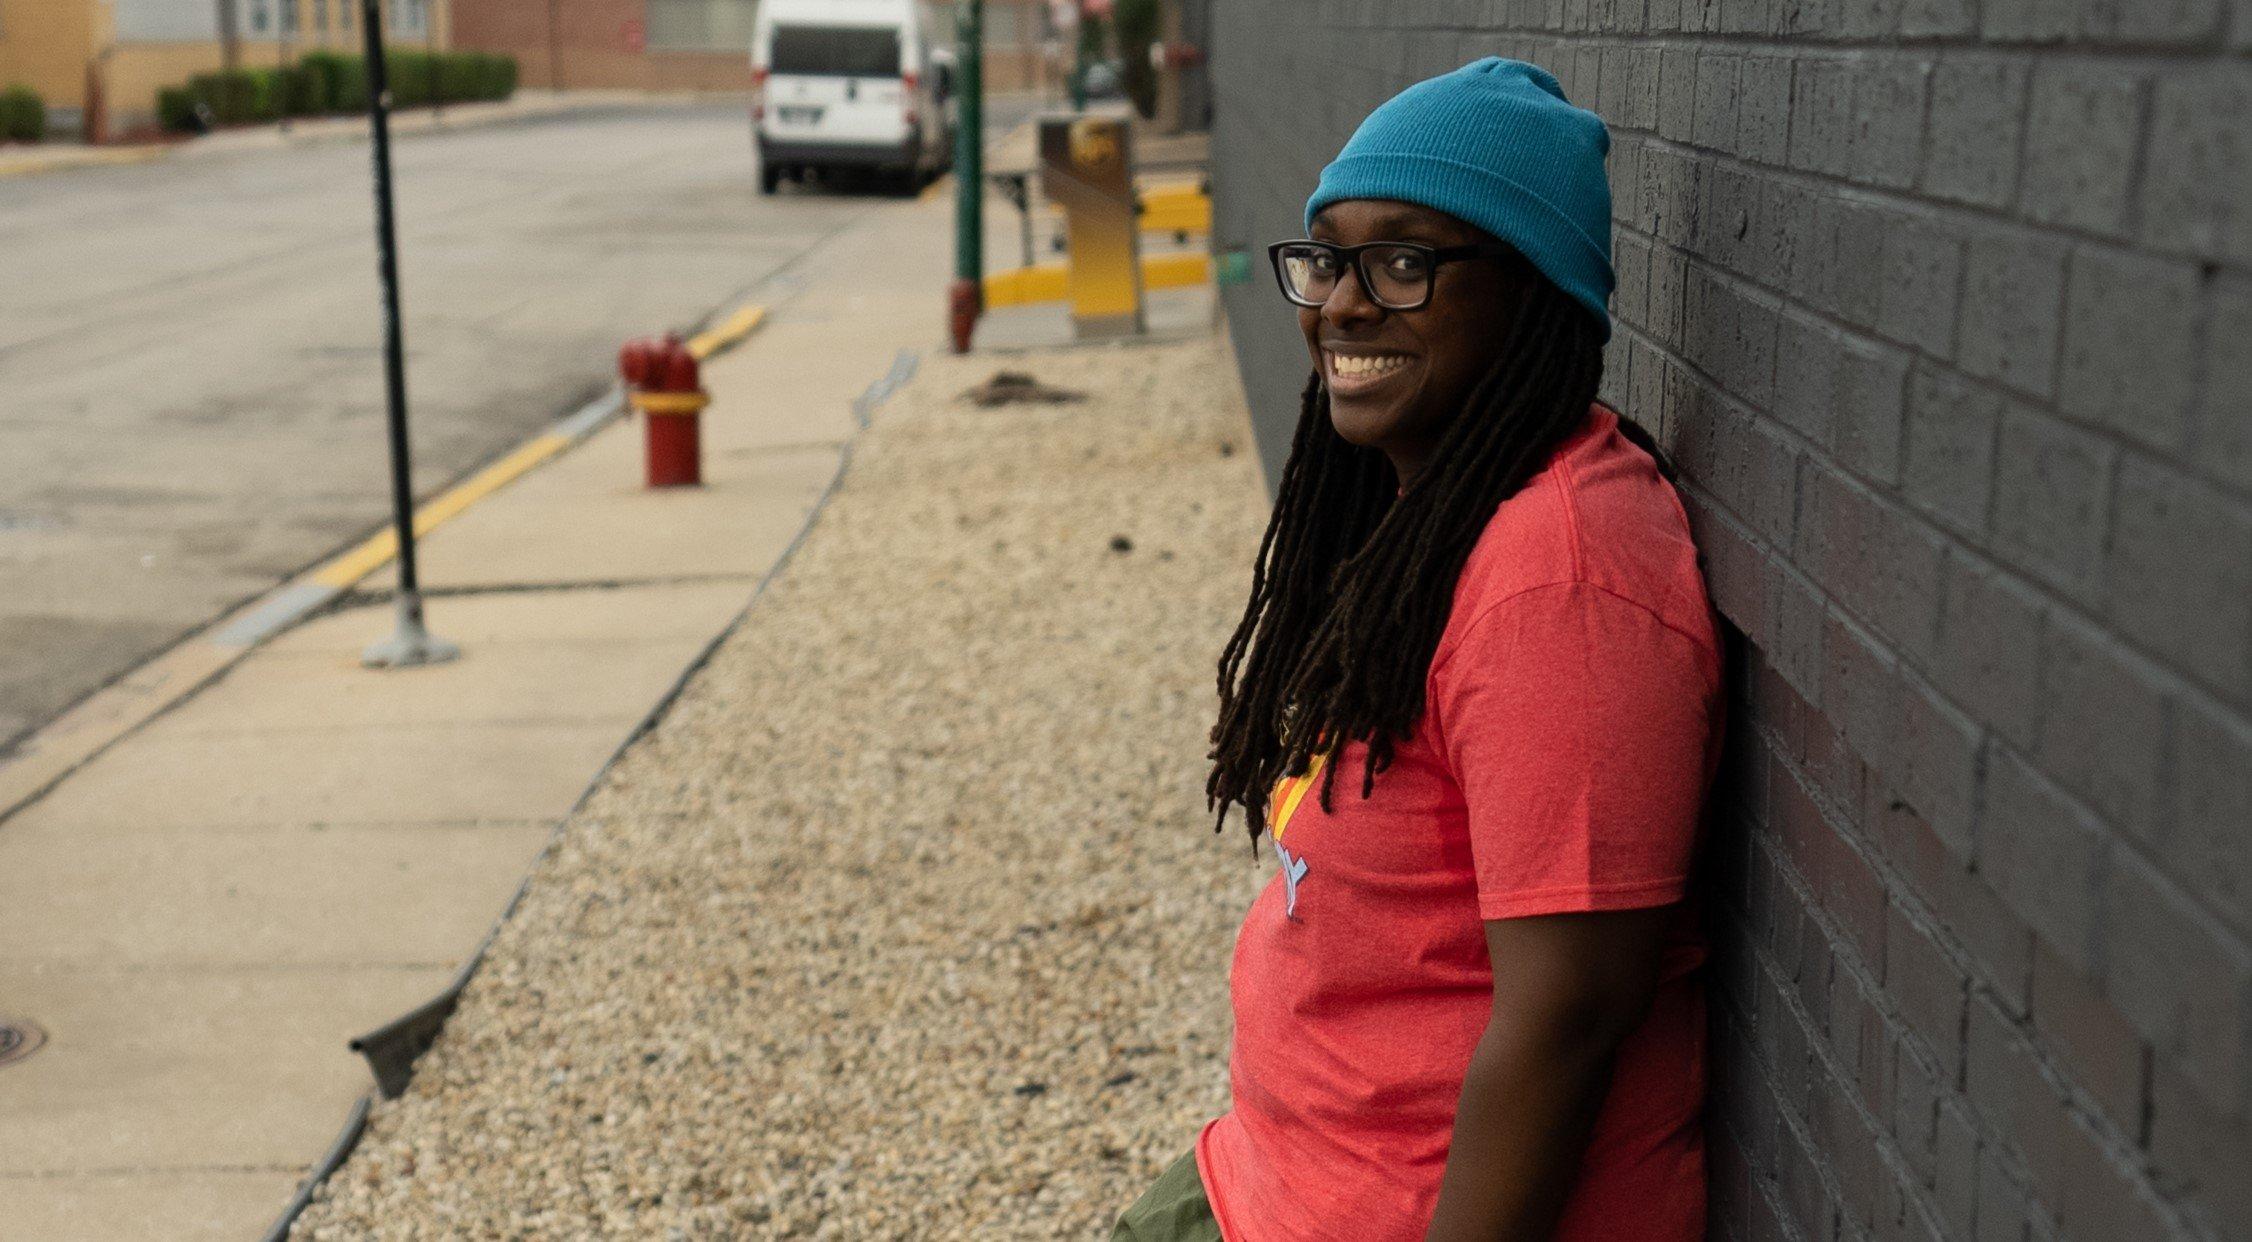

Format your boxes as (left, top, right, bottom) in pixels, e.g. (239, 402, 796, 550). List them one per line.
(647, 0, 759, 52)
(391, 0, 427, 36)
(112, 0, 226, 40)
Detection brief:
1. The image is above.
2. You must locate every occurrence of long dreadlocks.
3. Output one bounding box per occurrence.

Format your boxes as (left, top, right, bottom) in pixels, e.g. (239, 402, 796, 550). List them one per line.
(1206, 274, 1612, 844)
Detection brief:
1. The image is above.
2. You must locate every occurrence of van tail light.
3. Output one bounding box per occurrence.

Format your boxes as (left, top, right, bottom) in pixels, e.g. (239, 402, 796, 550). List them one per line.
(901, 72, 920, 127)
(751, 66, 769, 121)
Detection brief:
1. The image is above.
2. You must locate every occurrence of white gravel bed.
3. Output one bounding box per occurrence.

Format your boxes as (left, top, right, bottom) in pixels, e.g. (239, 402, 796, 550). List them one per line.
(292, 332, 1273, 1239)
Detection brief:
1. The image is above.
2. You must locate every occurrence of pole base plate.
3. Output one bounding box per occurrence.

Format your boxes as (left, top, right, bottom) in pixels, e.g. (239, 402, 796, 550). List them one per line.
(362, 593, 460, 669)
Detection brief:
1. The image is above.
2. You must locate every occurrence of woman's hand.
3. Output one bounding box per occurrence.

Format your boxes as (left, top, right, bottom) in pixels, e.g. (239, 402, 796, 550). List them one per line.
(1422, 905, 1675, 1242)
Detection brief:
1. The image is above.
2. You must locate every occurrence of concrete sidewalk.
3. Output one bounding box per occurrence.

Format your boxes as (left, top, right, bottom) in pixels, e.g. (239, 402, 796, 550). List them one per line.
(0, 182, 948, 1239)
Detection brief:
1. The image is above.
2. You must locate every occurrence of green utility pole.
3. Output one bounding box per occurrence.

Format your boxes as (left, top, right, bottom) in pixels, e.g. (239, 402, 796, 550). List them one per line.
(947, 0, 984, 353)
(1076, 4, 1103, 110)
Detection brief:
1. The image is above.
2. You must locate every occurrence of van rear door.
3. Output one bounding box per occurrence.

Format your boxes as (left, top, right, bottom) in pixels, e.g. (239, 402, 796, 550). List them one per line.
(764, 24, 908, 148)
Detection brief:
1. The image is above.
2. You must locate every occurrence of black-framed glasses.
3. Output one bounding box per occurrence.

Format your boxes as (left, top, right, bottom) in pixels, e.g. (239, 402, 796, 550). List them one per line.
(1268, 239, 1518, 311)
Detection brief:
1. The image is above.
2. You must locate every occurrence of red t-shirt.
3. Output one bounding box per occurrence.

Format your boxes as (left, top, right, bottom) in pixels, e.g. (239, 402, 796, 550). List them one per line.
(1197, 406, 1723, 1241)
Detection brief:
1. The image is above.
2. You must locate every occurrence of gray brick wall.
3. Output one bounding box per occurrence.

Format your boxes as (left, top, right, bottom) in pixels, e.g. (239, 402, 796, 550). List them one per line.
(1207, 4, 2251, 1239)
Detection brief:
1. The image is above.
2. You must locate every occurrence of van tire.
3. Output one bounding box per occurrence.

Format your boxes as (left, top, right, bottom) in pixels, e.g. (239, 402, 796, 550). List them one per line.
(759, 164, 781, 195)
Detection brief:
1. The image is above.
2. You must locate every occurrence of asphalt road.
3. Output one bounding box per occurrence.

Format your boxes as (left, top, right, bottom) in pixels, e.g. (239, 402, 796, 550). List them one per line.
(0, 101, 915, 753)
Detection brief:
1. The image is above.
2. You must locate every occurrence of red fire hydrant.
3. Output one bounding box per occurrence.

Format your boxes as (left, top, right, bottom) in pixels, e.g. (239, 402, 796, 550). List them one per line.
(619, 334, 707, 488)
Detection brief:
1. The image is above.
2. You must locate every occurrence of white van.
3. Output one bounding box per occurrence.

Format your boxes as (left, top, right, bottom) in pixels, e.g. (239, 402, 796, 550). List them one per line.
(751, 0, 956, 194)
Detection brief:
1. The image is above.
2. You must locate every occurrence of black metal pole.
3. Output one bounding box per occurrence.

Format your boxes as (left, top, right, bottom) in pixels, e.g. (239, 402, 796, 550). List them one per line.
(359, 0, 455, 668)
(363, 0, 416, 598)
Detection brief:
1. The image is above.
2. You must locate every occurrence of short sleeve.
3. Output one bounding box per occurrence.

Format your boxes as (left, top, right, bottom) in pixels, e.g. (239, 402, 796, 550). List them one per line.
(1431, 582, 1717, 920)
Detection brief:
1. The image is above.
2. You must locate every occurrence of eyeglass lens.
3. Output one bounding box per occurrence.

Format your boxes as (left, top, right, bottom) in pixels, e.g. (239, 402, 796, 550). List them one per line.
(1278, 244, 1434, 309)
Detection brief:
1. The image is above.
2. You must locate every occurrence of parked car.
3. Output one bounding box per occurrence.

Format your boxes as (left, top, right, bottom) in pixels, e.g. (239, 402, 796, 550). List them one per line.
(751, 0, 956, 195)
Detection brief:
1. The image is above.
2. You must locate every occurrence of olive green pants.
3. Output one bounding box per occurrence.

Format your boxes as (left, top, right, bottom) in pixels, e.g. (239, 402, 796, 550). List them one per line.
(1111, 1149, 1223, 1242)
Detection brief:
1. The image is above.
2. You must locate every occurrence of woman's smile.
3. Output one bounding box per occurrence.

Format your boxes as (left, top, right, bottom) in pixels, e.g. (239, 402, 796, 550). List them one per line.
(1323, 347, 1419, 397)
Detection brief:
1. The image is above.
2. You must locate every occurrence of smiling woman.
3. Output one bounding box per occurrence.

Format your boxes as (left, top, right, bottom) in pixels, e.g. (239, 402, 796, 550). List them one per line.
(1113, 59, 1725, 1242)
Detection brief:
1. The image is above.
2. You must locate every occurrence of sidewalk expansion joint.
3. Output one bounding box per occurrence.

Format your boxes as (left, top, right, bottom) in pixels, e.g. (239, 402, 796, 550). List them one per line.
(34, 816, 560, 837)
(174, 714, 637, 738)
(13, 960, 465, 975)
(334, 571, 762, 607)
(0, 1162, 312, 1180)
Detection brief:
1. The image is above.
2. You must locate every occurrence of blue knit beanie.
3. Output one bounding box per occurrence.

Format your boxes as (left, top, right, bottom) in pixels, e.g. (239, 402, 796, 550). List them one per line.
(1306, 58, 1615, 339)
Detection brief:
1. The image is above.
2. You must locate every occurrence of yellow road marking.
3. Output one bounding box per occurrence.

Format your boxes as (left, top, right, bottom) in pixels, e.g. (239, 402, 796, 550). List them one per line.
(309, 301, 768, 591)
(0, 145, 168, 180)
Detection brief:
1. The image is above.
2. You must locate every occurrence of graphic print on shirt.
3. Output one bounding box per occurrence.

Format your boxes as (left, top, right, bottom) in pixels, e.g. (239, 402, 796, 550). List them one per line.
(1268, 751, 1329, 920)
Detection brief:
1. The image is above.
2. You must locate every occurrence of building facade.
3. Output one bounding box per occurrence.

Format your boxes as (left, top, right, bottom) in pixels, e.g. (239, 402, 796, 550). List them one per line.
(0, 0, 451, 137)
(447, 0, 1054, 96)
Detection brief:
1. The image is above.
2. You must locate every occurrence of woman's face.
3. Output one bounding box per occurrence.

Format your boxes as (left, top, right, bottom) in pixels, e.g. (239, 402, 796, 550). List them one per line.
(1299, 200, 1529, 482)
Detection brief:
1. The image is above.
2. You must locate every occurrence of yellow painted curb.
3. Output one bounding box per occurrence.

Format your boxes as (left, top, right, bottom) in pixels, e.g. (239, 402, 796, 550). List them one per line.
(0, 144, 169, 180)
(982, 251, 1212, 309)
(686, 304, 767, 359)
(308, 301, 767, 592)
(311, 432, 573, 589)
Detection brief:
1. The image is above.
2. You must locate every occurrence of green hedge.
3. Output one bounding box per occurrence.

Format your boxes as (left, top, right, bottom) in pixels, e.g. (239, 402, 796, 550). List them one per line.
(159, 51, 514, 133)
(0, 85, 43, 143)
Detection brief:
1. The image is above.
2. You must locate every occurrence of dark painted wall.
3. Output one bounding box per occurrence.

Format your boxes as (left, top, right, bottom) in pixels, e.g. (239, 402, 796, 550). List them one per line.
(1209, 3, 2252, 1239)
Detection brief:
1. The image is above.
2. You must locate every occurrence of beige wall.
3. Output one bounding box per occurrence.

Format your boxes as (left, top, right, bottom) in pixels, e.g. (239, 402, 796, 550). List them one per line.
(0, 0, 100, 112)
(105, 41, 222, 128)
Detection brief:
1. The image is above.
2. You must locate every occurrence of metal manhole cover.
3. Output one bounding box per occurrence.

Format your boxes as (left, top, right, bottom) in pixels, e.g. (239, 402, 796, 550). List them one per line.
(0, 1019, 47, 1068)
